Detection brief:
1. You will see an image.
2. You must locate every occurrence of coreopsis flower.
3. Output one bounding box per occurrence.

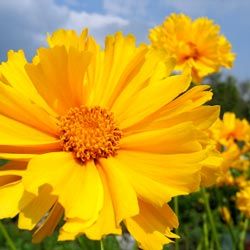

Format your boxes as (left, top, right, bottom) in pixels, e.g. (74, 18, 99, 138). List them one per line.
(235, 176, 250, 189)
(149, 13, 235, 83)
(216, 170, 235, 186)
(236, 186, 250, 217)
(0, 29, 220, 250)
(231, 156, 250, 172)
(219, 113, 250, 146)
(220, 206, 231, 224)
(210, 113, 250, 181)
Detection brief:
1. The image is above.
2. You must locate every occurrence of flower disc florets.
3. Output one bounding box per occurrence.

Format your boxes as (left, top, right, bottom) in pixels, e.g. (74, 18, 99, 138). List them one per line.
(58, 106, 122, 163)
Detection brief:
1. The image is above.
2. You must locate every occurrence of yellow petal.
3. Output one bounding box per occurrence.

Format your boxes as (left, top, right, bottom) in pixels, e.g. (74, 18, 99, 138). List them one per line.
(159, 85, 213, 118)
(58, 165, 122, 241)
(59, 218, 93, 240)
(0, 181, 24, 218)
(23, 152, 103, 223)
(0, 50, 56, 116)
(0, 83, 58, 135)
(18, 185, 57, 230)
(117, 73, 191, 129)
(126, 200, 178, 250)
(26, 46, 92, 114)
(0, 115, 59, 148)
(57, 165, 121, 240)
(109, 150, 203, 206)
(99, 157, 139, 224)
(0, 153, 36, 161)
(96, 33, 146, 108)
(0, 115, 61, 154)
(85, 166, 122, 239)
(111, 50, 174, 115)
(121, 122, 202, 154)
(47, 29, 88, 50)
(200, 150, 223, 187)
(142, 105, 220, 132)
(0, 162, 25, 186)
(58, 228, 78, 241)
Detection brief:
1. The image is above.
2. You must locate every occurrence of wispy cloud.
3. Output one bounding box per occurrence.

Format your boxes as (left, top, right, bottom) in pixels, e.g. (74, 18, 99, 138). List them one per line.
(66, 11, 128, 30)
(0, 0, 128, 59)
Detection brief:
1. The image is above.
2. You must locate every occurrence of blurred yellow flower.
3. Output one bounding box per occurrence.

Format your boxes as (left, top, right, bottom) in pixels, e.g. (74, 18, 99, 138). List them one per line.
(234, 175, 250, 189)
(231, 157, 250, 172)
(220, 206, 231, 224)
(217, 171, 235, 186)
(236, 186, 250, 217)
(219, 113, 250, 146)
(149, 13, 235, 83)
(0, 29, 221, 250)
(210, 112, 250, 189)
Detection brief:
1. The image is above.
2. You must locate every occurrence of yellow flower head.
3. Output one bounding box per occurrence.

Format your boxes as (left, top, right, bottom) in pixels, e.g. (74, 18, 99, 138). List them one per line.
(236, 186, 250, 218)
(231, 156, 250, 172)
(220, 112, 250, 145)
(210, 113, 250, 186)
(149, 13, 235, 83)
(212, 112, 250, 147)
(220, 206, 231, 224)
(0, 29, 221, 249)
(216, 170, 235, 186)
(234, 175, 250, 189)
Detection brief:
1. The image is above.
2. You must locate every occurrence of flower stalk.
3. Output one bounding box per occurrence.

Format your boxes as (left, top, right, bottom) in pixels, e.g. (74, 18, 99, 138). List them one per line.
(0, 221, 16, 250)
(201, 188, 221, 250)
(239, 218, 249, 250)
(174, 197, 180, 250)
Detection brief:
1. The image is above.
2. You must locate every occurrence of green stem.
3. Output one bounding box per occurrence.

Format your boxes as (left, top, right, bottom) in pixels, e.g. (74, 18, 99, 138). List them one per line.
(227, 222, 236, 249)
(201, 188, 221, 250)
(100, 239, 105, 250)
(239, 218, 249, 250)
(0, 221, 16, 250)
(174, 197, 180, 250)
(203, 213, 209, 250)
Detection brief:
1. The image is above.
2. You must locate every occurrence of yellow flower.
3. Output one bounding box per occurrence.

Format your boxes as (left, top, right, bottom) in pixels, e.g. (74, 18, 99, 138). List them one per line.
(216, 170, 235, 186)
(149, 13, 235, 83)
(0, 29, 220, 249)
(220, 206, 231, 224)
(236, 186, 250, 217)
(219, 113, 250, 145)
(234, 176, 250, 189)
(231, 157, 250, 172)
(210, 113, 250, 186)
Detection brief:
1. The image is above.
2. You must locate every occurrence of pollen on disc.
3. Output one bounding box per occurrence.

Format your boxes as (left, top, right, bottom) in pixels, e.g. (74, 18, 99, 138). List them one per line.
(58, 106, 122, 163)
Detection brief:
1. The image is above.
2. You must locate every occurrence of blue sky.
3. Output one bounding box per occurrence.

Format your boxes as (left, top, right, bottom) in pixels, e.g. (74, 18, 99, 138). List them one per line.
(0, 0, 249, 81)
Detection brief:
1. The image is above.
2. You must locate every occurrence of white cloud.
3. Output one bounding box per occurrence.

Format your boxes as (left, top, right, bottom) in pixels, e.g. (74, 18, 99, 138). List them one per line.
(0, 0, 128, 59)
(66, 11, 128, 31)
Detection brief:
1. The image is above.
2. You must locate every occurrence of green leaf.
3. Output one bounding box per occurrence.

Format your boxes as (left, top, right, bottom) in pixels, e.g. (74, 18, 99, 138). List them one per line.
(77, 236, 100, 250)
(103, 235, 120, 250)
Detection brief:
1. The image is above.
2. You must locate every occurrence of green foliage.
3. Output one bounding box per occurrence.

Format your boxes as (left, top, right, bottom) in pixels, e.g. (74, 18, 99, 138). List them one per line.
(102, 236, 120, 250)
(0, 222, 123, 250)
(207, 73, 250, 119)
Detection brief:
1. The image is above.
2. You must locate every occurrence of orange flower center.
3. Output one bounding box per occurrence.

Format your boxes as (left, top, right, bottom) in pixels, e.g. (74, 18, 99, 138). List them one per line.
(180, 42, 200, 62)
(58, 106, 122, 163)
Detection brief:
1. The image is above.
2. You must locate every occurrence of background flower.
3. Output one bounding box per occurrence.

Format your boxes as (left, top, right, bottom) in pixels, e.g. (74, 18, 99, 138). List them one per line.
(149, 13, 235, 83)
